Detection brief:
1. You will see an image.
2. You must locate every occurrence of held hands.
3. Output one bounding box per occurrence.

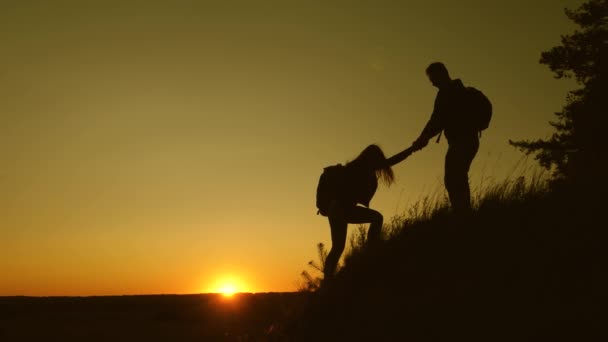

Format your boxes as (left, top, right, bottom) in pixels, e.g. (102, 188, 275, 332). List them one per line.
(412, 137, 429, 151)
(386, 137, 429, 167)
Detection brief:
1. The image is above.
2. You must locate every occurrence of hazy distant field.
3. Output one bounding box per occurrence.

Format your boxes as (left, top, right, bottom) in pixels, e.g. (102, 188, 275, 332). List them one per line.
(0, 293, 308, 341)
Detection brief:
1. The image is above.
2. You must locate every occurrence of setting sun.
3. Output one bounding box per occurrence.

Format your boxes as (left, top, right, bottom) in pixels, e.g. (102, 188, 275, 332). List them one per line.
(218, 283, 237, 297)
(208, 275, 250, 296)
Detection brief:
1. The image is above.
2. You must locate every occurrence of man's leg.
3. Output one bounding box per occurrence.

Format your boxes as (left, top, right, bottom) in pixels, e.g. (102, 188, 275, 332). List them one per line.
(444, 142, 479, 213)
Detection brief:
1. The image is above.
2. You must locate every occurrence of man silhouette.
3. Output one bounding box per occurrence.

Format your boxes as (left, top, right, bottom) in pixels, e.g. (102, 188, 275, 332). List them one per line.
(413, 62, 479, 213)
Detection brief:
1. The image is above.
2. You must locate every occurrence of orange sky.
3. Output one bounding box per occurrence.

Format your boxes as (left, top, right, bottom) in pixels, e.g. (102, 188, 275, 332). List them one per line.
(0, 0, 583, 296)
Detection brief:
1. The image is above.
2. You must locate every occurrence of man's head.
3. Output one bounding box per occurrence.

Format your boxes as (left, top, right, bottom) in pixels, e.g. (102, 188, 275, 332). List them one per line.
(426, 62, 451, 89)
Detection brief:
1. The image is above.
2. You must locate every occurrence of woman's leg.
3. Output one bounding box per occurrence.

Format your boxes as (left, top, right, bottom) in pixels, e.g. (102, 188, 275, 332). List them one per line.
(324, 204, 384, 280)
(324, 204, 348, 279)
(344, 206, 384, 243)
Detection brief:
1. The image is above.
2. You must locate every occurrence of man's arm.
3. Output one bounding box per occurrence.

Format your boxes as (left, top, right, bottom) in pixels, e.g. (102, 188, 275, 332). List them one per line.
(413, 93, 445, 149)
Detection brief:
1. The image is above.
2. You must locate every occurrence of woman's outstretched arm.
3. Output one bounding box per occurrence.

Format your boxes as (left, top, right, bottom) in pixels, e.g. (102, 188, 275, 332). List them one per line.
(386, 146, 415, 166)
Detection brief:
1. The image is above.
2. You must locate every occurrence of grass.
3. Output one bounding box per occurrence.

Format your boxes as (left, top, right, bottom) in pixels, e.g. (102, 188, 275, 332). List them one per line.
(291, 173, 605, 341)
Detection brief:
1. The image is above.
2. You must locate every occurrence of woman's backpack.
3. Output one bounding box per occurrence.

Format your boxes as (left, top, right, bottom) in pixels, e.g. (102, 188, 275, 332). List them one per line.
(315, 164, 345, 216)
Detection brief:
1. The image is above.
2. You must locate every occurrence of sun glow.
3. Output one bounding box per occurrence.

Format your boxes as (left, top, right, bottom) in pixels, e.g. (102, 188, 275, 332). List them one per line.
(209, 275, 248, 297)
(218, 283, 237, 297)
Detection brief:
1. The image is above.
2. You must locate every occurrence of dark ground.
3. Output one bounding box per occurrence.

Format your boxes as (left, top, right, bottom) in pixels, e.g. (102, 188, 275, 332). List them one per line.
(0, 292, 310, 341)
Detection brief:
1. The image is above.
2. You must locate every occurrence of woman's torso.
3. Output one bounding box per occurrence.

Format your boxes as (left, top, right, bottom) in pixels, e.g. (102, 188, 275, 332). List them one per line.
(338, 164, 378, 207)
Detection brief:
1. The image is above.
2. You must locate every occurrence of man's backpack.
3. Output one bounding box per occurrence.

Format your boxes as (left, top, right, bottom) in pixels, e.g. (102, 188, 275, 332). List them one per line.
(466, 87, 493, 133)
(316, 164, 345, 216)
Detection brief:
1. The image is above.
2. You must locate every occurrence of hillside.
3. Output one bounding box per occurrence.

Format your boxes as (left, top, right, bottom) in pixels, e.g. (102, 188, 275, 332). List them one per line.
(290, 180, 605, 341)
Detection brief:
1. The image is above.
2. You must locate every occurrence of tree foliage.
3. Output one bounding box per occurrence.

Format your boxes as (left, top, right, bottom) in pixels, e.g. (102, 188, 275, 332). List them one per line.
(510, 0, 607, 186)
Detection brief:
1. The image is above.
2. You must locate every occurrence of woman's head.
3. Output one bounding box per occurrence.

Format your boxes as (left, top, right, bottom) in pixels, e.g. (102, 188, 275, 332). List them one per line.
(350, 144, 395, 186)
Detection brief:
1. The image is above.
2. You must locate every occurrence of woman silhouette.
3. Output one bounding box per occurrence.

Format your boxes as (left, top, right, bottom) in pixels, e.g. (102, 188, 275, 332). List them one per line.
(319, 144, 413, 281)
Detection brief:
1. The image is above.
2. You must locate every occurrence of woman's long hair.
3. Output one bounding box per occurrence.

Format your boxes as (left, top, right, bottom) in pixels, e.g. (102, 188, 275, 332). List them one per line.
(348, 144, 395, 186)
